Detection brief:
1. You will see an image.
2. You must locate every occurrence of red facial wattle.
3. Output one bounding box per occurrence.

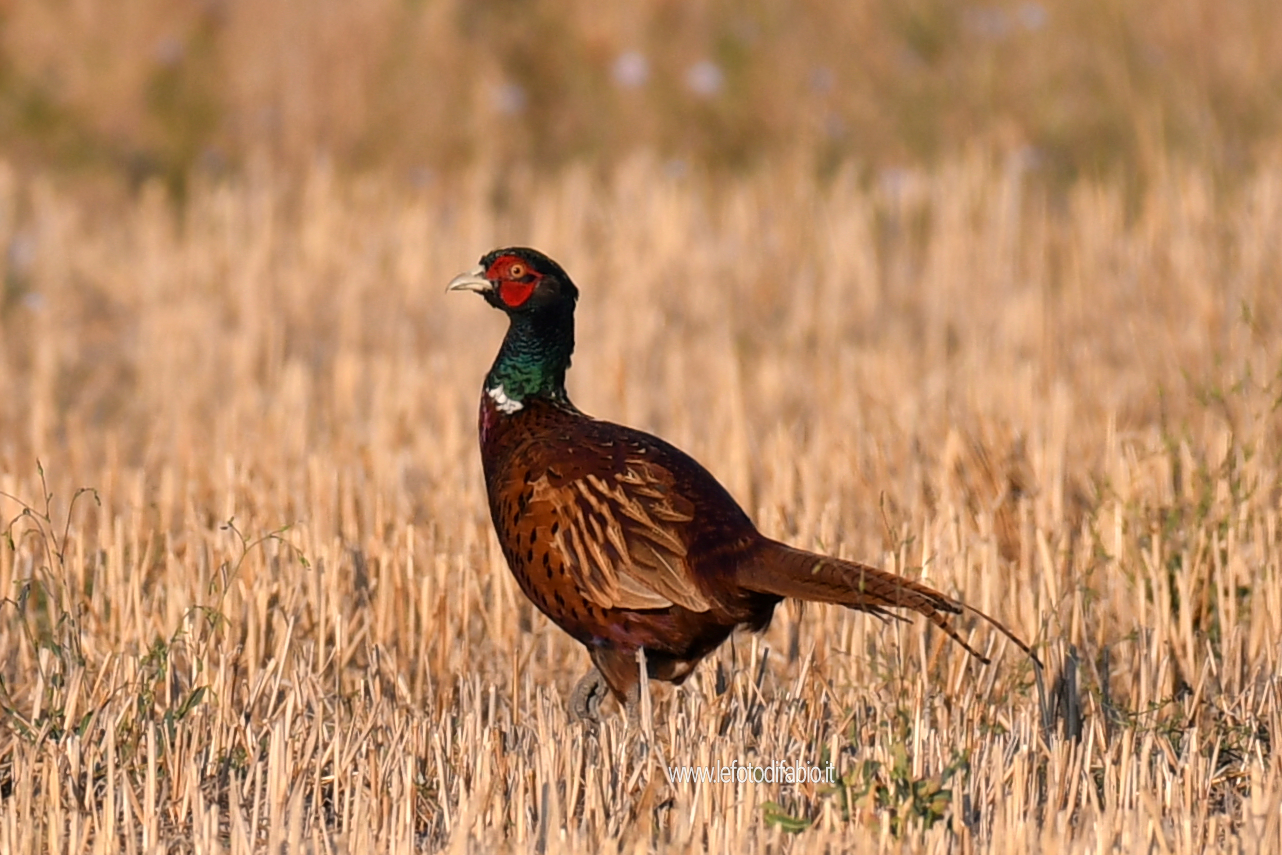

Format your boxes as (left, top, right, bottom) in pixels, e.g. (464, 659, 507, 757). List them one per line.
(499, 280, 536, 307)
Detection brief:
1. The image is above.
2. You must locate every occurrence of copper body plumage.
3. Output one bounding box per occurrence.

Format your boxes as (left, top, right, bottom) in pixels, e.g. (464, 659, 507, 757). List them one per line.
(450, 247, 1035, 720)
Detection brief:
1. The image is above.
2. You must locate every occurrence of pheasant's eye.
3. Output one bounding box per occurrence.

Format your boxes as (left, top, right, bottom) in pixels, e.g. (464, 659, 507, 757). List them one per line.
(508, 263, 526, 279)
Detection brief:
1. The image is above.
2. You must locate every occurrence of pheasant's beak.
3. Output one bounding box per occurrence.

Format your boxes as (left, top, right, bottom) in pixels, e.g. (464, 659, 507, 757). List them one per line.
(446, 265, 493, 294)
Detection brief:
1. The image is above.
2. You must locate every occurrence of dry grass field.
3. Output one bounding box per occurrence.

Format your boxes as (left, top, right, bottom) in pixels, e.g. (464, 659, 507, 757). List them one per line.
(0, 153, 1280, 852)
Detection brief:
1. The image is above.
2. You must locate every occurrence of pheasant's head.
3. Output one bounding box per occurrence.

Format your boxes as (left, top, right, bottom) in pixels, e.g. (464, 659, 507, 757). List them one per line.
(449, 247, 580, 410)
(447, 247, 579, 315)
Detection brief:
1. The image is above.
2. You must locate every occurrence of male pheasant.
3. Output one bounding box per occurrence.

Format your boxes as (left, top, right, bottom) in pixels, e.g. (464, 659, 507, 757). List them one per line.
(449, 247, 1035, 721)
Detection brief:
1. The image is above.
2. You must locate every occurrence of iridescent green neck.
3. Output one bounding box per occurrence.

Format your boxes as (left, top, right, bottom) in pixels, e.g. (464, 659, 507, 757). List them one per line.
(484, 305, 575, 411)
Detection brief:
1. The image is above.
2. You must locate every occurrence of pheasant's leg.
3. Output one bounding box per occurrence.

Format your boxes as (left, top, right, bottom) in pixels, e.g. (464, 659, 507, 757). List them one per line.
(588, 647, 640, 701)
(621, 678, 652, 761)
(621, 679, 642, 725)
(580, 648, 653, 759)
(570, 668, 611, 723)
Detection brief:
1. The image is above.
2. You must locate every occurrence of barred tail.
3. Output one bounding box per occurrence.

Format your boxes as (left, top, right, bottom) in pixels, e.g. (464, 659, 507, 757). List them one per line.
(738, 539, 1038, 665)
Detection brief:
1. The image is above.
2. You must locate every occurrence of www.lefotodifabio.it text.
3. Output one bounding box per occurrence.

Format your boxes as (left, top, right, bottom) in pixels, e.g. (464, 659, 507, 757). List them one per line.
(664, 761, 836, 785)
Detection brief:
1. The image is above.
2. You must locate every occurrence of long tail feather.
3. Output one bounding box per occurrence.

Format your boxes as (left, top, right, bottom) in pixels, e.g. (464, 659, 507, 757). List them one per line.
(739, 539, 1040, 667)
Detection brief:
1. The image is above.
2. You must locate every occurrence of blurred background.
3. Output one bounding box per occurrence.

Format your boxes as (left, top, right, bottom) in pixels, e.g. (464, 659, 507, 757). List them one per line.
(2, 0, 1280, 194)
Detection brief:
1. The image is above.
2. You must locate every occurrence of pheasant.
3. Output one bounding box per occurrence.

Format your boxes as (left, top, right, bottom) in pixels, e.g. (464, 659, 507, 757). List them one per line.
(449, 247, 1036, 721)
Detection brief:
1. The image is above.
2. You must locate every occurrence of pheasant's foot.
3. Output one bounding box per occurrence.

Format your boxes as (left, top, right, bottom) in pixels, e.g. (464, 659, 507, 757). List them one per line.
(570, 668, 610, 724)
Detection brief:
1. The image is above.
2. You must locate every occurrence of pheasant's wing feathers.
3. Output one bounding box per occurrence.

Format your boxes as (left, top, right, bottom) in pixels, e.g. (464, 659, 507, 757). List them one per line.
(530, 450, 713, 613)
